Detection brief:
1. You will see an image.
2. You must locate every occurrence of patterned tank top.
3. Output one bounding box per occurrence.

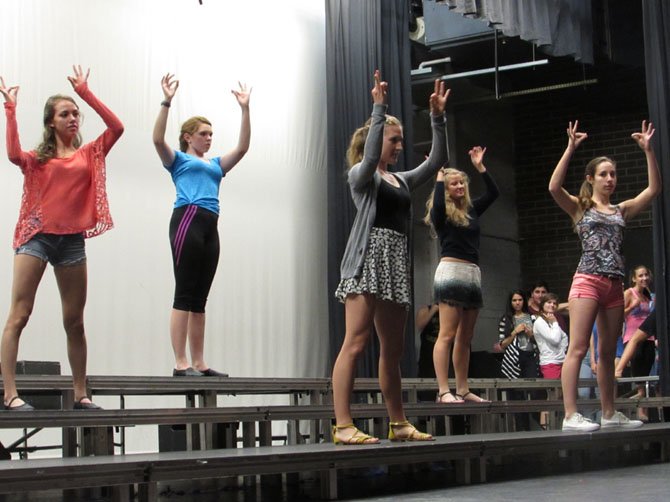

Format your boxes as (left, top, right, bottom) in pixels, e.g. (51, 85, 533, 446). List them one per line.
(575, 206, 625, 277)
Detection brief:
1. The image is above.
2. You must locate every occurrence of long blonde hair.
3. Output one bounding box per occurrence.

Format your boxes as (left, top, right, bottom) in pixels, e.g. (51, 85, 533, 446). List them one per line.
(424, 168, 472, 233)
(345, 115, 402, 168)
(578, 156, 615, 211)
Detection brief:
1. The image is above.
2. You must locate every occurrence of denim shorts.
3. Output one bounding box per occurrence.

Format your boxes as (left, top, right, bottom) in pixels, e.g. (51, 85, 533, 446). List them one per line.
(568, 272, 624, 309)
(15, 233, 86, 267)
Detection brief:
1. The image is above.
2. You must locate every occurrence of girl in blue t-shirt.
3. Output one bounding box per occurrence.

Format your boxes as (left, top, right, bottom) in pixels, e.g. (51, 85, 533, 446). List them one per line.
(152, 73, 251, 377)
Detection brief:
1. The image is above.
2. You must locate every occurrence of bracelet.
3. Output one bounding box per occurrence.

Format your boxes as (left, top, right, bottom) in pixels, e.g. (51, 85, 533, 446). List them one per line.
(161, 100, 171, 108)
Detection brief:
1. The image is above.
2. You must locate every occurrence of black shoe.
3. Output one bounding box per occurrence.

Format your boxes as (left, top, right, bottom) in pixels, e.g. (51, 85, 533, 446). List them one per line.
(3, 396, 34, 411)
(73, 397, 102, 410)
(173, 367, 203, 377)
(201, 368, 229, 377)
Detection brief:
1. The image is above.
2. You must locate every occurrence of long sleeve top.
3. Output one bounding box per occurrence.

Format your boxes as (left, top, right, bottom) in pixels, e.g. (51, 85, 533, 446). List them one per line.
(431, 171, 498, 264)
(339, 103, 448, 279)
(533, 316, 568, 365)
(4, 83, 123, 248)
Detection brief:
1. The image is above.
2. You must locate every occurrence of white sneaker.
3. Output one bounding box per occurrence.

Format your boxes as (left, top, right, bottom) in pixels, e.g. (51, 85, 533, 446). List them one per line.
(562, 412, 600, 432)
(600, 410, 644, 429)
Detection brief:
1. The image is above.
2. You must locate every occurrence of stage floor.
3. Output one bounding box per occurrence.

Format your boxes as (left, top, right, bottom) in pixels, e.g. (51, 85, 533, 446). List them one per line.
(1, 461, 666, 501)
(351, 462, 669, 502)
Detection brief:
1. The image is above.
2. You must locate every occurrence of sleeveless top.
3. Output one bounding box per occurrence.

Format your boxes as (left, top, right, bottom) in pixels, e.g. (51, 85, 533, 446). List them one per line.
(623, 288, 654, 343)
(575, 207, 625, 278)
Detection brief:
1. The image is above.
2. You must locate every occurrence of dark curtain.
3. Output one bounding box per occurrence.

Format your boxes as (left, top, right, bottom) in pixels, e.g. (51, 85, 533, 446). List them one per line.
(642, 0, 670, 396)
(440, 0, 593, 64)
(326, 0, 416, 377)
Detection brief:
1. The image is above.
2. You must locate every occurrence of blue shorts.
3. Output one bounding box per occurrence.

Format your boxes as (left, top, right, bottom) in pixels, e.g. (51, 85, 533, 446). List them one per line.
(15, 233, 86, 267)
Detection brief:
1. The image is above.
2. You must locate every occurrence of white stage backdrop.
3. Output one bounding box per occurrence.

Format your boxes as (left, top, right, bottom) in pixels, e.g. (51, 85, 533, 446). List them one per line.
(0, 0, 327, 453)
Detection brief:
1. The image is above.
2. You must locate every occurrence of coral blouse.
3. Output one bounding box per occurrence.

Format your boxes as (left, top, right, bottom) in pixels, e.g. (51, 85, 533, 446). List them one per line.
(4, 83, 123, 248)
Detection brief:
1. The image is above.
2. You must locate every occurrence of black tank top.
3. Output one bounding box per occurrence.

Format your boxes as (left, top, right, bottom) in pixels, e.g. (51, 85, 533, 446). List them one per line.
(374, 177, 411, 234)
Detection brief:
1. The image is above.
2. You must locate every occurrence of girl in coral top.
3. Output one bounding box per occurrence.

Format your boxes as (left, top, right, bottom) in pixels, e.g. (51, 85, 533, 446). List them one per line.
(0, 66, 123, 410)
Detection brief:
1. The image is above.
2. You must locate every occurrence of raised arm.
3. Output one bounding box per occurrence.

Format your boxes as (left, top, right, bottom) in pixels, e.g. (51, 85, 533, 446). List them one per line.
(152, 73, 179, 167)
(430, 170, 447, 229)
(218, 82, 251, 174)
(68, 66, 124, 155)
(619, 120, 662, 221)
(403, 79, 450, 189)
(469, 146, 499, 214)
(348, 70, 388, 190)
(1, 76, 31, 168)
(548, 121, 587, 221)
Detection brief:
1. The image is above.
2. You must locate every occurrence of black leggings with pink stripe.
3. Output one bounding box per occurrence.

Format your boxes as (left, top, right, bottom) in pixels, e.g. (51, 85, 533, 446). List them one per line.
(169, 205, 219, 313)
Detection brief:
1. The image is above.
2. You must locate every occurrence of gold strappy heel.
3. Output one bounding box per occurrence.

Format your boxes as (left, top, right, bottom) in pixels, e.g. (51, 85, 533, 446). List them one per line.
(332, 423, 379, 445)
(388, 420, 434, 442)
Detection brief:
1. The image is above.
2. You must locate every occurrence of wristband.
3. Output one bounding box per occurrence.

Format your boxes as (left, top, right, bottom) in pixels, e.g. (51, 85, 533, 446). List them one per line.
(161, 101, 171, 108)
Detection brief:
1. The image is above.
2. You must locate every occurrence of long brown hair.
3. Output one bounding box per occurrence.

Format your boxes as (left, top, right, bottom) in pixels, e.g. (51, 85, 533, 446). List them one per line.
(345, 115, 402, 168)
(629, 264, 653, 299)
(423, 168, 472, 234)
(578, 156, 616, 211)
(35, 95, 82, 163)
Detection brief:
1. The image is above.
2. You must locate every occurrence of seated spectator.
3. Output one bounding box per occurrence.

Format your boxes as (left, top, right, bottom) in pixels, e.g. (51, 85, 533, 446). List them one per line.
(619, 265, 655, 421)
(499, 290, 538, 380)
(533, 293, 568, 379)
(616, 309, 657, 422)
(416, 303, 440, 402)
(498, 289, 541, 430)
(577, 325, 600, 421)
(528, 281, 568, 334)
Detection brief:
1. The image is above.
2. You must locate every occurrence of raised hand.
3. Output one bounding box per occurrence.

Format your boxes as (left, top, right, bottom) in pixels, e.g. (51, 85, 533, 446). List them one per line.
(231, 81, 251, 108)
(371, 69, 388, 105)
(429, 78, 450, 116)
(566, 120, 588, 150)
(631, 120, 655, 152)
(468, 145, 486, 172)
(67, 65, 90, 90)
(0, 76, 19, 103)
(161, 73, 179, 101)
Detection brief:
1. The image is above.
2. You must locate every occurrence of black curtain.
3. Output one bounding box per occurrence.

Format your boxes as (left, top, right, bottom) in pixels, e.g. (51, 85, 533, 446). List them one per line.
(642, 0, 670, 397)
(326, 0, 416, 377)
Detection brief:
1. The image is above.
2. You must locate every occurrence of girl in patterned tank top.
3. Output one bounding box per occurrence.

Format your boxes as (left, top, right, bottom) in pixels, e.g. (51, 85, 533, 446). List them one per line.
(548, 120, 661, 431)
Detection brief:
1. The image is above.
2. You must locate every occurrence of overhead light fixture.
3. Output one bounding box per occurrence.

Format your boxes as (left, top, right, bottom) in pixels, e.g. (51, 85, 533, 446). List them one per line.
(440, 59, 549, 81)
(411, 57, 452, 76)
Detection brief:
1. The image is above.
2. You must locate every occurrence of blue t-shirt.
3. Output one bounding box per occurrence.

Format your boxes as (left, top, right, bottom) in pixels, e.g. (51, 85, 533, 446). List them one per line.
(165, 150, 224, 214)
